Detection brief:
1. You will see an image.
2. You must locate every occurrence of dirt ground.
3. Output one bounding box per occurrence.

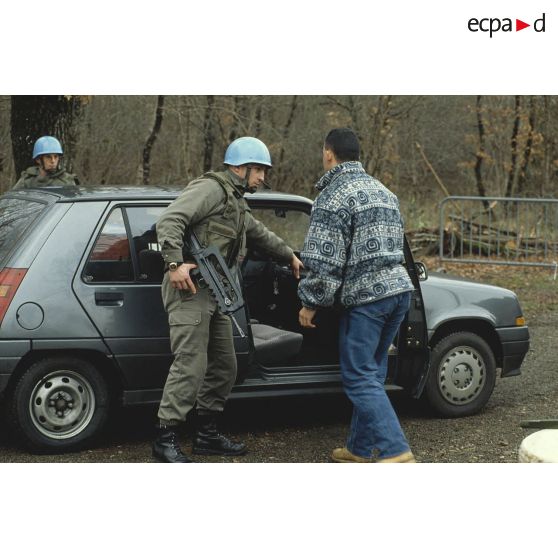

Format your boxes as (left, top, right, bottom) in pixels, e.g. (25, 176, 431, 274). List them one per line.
(0, 261, 556, 463)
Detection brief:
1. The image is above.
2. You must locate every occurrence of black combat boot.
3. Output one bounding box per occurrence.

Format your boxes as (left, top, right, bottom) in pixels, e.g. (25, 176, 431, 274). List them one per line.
(152, 424, 193, 463)
(192, 412, 247, 456)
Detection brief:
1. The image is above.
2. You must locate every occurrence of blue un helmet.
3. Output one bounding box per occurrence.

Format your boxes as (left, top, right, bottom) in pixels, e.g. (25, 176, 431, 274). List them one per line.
(224, 137, 272, 168)
(33, 136, 64, 159)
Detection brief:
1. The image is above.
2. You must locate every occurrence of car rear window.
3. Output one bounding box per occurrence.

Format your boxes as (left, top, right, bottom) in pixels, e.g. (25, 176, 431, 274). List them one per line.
(0, 197, 46, 265)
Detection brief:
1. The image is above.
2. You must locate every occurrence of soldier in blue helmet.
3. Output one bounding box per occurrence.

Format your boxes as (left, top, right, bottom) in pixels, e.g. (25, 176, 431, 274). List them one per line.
(153, 137, 303, 463)
(13, 136, 79, 189)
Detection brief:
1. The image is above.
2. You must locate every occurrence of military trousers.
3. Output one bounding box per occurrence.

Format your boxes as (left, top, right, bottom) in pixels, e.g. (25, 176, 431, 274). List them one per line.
(157, 274, 237, 425)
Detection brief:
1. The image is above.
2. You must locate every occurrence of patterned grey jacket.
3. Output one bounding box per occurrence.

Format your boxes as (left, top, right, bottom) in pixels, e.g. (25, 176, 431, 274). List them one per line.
(298, 161, 413, 309)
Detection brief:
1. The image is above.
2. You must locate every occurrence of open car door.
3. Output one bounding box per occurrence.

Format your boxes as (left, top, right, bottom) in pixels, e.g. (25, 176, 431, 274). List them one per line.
(393, 236, 430, 397)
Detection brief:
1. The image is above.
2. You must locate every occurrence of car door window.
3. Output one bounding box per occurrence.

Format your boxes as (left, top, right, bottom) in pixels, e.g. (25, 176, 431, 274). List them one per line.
(83, 207, 133, 283)
(250, 206, 310, 251)
(126, 206, 166, 283)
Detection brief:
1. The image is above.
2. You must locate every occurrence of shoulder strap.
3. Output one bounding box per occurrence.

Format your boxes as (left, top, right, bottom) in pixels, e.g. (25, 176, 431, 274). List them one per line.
(203, 171, 239, 219)
(203, 172, 247, 266)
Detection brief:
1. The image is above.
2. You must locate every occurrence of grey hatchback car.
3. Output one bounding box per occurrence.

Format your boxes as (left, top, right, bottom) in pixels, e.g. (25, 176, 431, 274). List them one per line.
(0, 186, 529, 452)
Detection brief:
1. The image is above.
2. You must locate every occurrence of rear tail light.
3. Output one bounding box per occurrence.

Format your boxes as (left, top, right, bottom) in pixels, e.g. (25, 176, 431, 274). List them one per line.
(0, 268, 28, 325)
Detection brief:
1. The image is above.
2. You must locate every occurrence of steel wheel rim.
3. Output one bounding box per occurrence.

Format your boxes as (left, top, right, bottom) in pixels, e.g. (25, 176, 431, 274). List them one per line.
(29, 370, 96, 440)
(437, 345, 485, 405)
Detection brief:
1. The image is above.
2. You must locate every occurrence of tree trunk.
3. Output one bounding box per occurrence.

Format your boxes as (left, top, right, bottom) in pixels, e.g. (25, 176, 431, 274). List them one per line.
(202, 95, 215, 172)
(254, 100, 263, 137)
(80, 106, 93, 182)
(370, 95, 392, 177)
(516, 96, 535, 196)
(474, 96, 489, 207)
(229, 95, 251, 143)
(505, 95, 521, 198)
(275, 95, 298, 185)
(542, 96, 551, 197)
(10, 95, 83, 177)
(142, 95, 165, 185)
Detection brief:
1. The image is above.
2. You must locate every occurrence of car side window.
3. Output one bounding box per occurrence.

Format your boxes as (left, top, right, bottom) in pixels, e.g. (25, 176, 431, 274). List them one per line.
(249, 206, 310, 251)
(83, 207, 133, 283)
(126, 206, 166, 283)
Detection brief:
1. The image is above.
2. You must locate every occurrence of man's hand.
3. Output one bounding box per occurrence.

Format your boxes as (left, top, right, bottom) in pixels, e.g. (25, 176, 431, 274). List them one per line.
(299, 306, 317, 328)
(290, 255, 304, 280)
(169, 263, 198, 293)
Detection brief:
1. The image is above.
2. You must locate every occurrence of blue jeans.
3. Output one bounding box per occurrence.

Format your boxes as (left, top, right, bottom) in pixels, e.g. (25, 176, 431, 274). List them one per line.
(339, 291, 412, 459)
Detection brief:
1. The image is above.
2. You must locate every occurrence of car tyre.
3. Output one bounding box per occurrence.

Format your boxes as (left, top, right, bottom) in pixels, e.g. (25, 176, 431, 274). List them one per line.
(8, 357, 109, 453)
(424, 331, 496, 417)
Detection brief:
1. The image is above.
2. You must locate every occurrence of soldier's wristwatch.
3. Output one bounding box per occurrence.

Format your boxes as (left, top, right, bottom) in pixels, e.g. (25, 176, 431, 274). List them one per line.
(168, 262, 179, 272)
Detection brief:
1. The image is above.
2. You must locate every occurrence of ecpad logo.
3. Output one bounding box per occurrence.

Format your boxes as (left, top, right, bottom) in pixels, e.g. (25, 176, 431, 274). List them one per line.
(468, 13, 546, 37)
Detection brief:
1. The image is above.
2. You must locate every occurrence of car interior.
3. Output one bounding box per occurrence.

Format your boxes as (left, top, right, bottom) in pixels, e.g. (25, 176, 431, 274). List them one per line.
(129, 204, 337, 370)
(134, 240, 334, 369)
(241, 250, 340, 369)
(123, 222, 313, 369)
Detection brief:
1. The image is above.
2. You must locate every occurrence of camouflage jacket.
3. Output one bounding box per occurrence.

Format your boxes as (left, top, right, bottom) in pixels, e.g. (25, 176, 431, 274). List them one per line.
(12, 166, 79, 190)
(157, 169, 294, 269)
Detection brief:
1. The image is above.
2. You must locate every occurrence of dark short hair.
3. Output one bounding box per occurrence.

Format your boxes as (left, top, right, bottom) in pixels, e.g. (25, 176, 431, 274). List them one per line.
(324, 128, 360, 162)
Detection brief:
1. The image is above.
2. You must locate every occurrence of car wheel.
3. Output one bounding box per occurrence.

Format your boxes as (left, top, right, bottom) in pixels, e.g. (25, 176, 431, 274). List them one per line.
(424, 331, 496, 417)
(9, 357, 109, 452)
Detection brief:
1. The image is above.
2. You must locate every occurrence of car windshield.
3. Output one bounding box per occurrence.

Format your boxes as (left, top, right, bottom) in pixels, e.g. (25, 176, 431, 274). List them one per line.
(0, 197, 46, 265)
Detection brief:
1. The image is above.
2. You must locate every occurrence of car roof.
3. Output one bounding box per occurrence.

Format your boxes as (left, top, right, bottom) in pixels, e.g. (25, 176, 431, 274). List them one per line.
(5, 185, 313, 205)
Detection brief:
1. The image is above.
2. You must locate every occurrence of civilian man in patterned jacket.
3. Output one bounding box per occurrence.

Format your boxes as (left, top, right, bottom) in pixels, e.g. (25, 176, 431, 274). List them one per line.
(298, 128, 416, 463)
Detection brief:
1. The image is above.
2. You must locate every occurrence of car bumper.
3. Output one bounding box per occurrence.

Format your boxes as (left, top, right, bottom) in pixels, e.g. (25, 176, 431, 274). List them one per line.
(496, 326, 530, 377)
(0, 340, 31, 394)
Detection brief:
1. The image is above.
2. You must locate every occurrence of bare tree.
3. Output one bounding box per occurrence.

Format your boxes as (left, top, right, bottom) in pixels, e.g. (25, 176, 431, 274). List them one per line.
(228, 96, 249, 142)
(142, 95, 165, 185)
(251, 98, 263, 137)
(202, 95, 215, 172)
(516, 96, 535, 196)
(274, 95, 298, 185)
(367, 96, 393, 177)
(505, 96, 521, 197)
(540, 96, 558, 197)
(3, 95, 558, 205)
(474, 95, 489, 203)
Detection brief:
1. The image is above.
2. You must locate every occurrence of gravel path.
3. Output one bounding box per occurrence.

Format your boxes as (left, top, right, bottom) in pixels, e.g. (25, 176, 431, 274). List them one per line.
(0, 314, 555, 463)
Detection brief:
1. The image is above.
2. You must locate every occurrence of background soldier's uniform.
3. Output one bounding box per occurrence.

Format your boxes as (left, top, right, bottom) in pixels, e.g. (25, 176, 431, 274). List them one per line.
(13, 166, 79, 189)
(156, 169, 294, 426)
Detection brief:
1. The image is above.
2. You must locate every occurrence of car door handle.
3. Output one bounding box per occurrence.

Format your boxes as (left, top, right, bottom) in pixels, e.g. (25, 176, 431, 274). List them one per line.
(95, 292, 124, 307)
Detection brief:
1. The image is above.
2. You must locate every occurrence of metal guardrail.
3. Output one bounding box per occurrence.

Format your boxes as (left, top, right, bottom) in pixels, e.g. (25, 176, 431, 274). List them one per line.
(439, 196, 558, 272)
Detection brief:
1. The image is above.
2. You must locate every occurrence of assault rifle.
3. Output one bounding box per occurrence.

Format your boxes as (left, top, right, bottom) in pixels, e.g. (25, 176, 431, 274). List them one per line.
(186, 231, 246, 338)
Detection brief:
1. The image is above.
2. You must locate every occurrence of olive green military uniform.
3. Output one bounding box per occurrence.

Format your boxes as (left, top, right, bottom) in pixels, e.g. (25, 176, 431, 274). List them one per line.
(156, 169, 294, 425)
(12, 166, 79, 189)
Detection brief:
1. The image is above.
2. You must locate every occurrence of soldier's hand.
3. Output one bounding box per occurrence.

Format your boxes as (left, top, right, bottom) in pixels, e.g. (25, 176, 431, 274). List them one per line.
(290, 255, 304, 280)
(170, 263, 198, 293)
(299, 306, 317, 328)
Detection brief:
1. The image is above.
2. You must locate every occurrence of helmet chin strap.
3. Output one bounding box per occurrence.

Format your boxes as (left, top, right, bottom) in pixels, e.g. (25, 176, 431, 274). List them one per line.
(243, 164, 271, 192)
(244, 165, 256, 193)
(38, 155, 61, 176)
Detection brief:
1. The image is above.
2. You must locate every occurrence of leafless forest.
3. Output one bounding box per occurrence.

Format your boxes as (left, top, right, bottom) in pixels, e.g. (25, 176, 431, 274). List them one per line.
(1, 95, 557, 229)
